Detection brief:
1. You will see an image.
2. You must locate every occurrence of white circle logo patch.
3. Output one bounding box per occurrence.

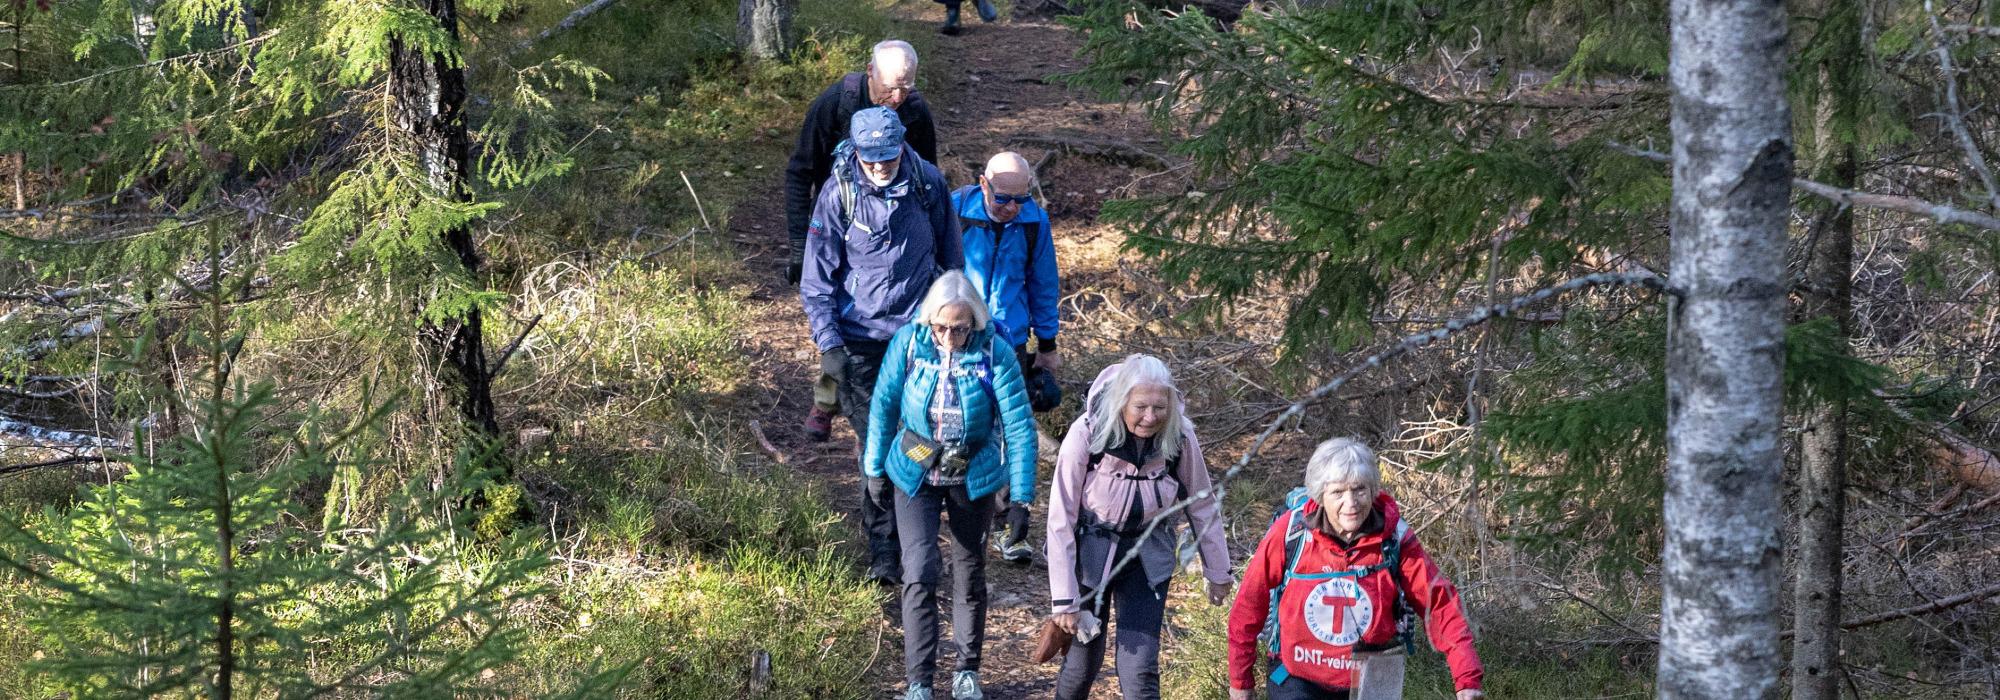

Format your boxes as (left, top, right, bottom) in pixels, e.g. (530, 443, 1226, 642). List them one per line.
(1302, 577, 1372, 646)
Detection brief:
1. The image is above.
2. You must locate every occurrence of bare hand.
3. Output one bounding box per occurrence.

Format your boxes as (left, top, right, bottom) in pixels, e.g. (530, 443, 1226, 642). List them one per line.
(1207, 580, 1232, 606)
(1457, 690, 1485, 700)
(1051, 611, 1078, 635)
(1229, 689, 1252, 700)
(1034, 349, 1063, 373)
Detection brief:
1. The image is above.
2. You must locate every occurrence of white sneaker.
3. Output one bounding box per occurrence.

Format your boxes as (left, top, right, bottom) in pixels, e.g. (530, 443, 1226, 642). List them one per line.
(951, 670, 984, 700)
(906, 685, 934, 700)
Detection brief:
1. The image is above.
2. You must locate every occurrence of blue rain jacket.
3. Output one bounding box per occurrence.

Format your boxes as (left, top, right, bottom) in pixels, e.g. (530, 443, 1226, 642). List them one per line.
(952, 185, 1060, 349)
(799, 146, 964, 352)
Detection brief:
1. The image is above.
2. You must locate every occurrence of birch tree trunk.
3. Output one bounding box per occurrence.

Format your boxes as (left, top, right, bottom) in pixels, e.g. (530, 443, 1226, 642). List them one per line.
(1660, 0, 1792, 696)
(388, 0, 503, 443)
(1791, 4, 1861, 696)
(736, 0, 795, 62)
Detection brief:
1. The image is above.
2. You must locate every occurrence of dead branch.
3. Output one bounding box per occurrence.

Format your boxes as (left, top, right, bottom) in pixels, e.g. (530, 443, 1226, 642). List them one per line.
(513, 0, 622, 55)
(0, 414, 125, 451)
(488, 313, 545, 381)
(1832, 581, 2000, 632)
(1005, 134, 1173, 170)
(1942, 24, 2000, 37)
(1925, 0, 2000, 212)
(0, 454, 114, 477)
(748, 419, 788, 466)
(1610, 142, 2000, 232)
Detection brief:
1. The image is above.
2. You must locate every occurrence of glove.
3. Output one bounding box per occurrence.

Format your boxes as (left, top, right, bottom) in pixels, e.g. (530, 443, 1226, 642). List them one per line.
(821, 346, 850, 381)
(786, 261, 803, 286)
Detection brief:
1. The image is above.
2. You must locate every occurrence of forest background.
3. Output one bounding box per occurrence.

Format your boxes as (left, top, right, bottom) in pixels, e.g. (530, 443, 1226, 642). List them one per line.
(0, 0, 1996, 697)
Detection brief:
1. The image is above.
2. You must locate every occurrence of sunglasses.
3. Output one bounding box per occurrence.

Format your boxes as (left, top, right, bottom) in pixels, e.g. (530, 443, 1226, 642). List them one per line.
(932, 323, 973, 336)
(991, 192, 1033, 205)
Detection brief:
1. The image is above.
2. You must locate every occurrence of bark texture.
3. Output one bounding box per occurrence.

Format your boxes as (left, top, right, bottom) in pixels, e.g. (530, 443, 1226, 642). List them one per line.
(1791, 7, 1861, 696)
(1660, 0, 1792, 696)
(736, 0, 795, 62)
(388, 0, 502, 441)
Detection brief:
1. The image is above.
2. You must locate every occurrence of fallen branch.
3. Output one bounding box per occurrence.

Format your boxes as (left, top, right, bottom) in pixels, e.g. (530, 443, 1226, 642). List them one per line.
(748, 419, 788, 466)
(1006, 134, 1173, 170)
(1943, 24, 2000, 37)
(1609, 142, 2000, 232)
(513, 0, 622, 54)
(487, 313, 545, 381)
(0, 454, 114, 477)
(1832, 581, 2000, 632)
(1926, 0, 2000, 212)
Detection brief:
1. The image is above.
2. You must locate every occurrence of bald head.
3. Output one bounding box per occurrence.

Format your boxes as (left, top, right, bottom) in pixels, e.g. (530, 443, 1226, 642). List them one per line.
(980, 151, 1036, 223)
(868, 41, 919, 108)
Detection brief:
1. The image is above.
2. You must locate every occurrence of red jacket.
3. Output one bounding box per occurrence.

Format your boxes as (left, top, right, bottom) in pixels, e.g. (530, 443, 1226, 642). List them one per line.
(1225, 492, 1483, 692)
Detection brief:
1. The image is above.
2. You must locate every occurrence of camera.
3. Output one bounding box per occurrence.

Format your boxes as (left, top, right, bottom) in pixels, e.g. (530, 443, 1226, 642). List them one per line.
(938, 444, 971, 476)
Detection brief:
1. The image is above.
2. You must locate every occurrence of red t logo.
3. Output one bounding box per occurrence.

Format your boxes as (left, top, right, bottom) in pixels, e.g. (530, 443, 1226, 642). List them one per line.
(1321, 594, 1357, 634)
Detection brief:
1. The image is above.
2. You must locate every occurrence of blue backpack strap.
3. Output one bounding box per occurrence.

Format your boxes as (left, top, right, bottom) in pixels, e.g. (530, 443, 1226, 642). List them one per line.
(1258, 487, 1313, 655)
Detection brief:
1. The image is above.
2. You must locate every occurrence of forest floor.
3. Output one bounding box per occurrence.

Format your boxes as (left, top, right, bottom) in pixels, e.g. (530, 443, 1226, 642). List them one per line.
(724, 2, 1251, 696)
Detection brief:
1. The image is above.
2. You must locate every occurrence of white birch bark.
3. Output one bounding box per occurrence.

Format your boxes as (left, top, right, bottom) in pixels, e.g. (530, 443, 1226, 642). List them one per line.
(1660, 0, 1793, 696)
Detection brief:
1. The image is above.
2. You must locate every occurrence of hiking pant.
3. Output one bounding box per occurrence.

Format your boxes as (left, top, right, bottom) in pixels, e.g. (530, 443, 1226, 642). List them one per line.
(894, 481, 994, 690)
(1052, 565, 1171, 700)
(834, 339, 900, 581)
(1266, 676, 1351, 700)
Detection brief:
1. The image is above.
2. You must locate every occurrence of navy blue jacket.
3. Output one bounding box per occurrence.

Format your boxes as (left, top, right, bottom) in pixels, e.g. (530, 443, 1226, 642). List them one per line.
(799, 146, 963, 352)
(953, 185, 1060, 350)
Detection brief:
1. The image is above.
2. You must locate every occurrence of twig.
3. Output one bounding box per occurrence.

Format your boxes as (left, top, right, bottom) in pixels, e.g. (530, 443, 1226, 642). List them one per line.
(1609, 141, 2000, 232)
(680, 171, 714, 234)
(1926, 0, 2000, 212)
(1799, 581, 2000, 635)
(748, 419, 789, 466)
(0, 453, 114, 477)
(487, 314, 545, 381)
(1073, 271, 1674, 613)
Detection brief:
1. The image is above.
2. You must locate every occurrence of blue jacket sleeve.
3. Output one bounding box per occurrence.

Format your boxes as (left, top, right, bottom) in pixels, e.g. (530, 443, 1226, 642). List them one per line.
(930, 167, 965, 271)
(865, 325, 914, 479)
(989, 340, 1038, 502)
(1028, 218, 1061, 344)
(799, 182, 850, 352)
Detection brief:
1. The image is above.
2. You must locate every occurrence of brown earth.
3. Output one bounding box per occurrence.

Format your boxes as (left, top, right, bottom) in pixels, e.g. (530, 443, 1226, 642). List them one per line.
(721, 2, 1369, 697)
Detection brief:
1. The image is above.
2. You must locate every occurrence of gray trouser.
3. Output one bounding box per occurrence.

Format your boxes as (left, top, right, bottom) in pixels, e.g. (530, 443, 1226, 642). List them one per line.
(1053, 563, 1170, 700)
(834, 340, 899, 580)
(894, 482, 994, 689)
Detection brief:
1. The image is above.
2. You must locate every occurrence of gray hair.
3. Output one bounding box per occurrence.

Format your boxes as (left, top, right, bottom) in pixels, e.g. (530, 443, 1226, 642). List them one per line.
(1304, 438, 1380, 505)
(870, 40, 918, 74)
(916, 270, 990, 331)
(1087, 354, 1185, 462)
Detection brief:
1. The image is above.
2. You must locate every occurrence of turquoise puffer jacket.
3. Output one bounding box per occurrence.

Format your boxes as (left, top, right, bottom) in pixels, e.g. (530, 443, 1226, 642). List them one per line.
(864, 322, 1037, 502)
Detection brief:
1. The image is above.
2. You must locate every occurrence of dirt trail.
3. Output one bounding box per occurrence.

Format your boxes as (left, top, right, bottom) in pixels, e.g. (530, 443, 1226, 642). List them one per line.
(723, 3, 1200, 697)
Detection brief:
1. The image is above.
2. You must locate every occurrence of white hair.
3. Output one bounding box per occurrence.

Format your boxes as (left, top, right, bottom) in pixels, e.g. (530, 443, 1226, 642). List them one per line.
(870, 40, 918, 74)
(1304, 438, 1380, 506)
(916, 270, 990, 331)
(1087, 354, 1185, 462)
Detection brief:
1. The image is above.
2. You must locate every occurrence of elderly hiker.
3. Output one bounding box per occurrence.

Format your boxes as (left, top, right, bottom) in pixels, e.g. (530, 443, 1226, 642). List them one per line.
(1226, 438, 1484, 700)
(1044, 355, 1232, 700)
(953, 151, 1063, 564)
(785, 39, 938, 292)
(936, 0, 997, 34)
(864, 271, 1037, 700)
(800, 106, 963, 588)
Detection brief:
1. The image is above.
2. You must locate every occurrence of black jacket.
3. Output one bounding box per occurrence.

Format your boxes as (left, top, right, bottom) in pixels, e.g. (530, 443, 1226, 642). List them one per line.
(783, 72, 940, 264)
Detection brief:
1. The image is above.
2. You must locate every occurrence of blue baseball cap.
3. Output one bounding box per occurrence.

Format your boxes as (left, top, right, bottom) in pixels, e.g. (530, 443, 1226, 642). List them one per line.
(850, 107, 907, 163)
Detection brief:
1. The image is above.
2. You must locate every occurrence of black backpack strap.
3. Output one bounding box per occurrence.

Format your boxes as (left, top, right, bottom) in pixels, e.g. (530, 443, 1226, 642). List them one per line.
(839, 72, 866, 114)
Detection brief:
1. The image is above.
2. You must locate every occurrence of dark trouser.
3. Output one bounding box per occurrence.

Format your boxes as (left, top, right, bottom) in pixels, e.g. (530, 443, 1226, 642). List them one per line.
(835, 340, 899, 581)
(1053, 566, 1171, 700)
(894, 482, 994, 690)
(1267, 675, 1351, 700)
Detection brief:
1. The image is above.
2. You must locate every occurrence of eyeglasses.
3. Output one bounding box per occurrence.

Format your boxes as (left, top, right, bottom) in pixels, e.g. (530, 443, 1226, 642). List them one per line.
(991, 192, 1032, 205)
(932, 323, 972, 336)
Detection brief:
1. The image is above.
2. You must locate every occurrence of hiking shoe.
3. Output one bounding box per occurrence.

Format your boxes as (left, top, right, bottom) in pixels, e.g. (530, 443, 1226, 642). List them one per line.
(999, 538, 1033, 564)
(950, 671, 983, 700)
(803, 406, 833, 442)
(905, 686, 934, 700)
(940, 5, 962, 34)
(974, 0, 998, 22)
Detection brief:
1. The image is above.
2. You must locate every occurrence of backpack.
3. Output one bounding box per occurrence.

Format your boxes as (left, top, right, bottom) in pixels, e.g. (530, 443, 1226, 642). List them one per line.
(829, 139, 934, 238)
(1259, 486, 1418, 685)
